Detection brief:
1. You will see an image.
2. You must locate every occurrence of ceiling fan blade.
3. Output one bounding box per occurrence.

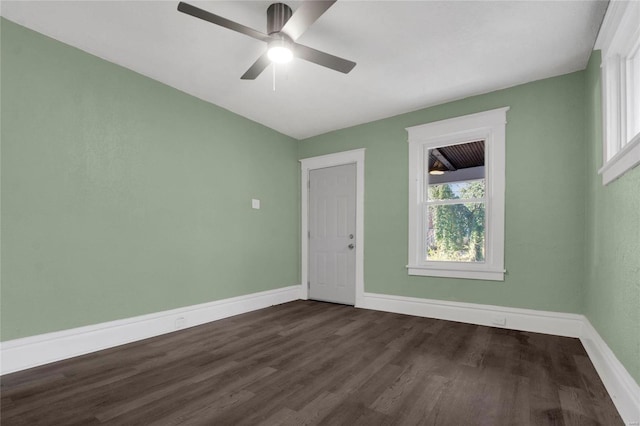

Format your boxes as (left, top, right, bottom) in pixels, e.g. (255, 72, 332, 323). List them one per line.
(241, 52, 271, 80)
(178, 2, 272, 42)
(281, 1, 336, 41)
(294, 44, 355, 74)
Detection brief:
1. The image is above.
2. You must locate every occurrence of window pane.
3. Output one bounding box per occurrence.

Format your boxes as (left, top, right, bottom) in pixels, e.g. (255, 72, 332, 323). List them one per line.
(426, 202, 485, 262)
(428, 180, 485, 201)
(425, 141, 485, 200)
(628, 45, 640, 141)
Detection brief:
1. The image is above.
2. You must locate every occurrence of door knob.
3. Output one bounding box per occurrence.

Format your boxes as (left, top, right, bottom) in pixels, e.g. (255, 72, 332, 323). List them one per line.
(348, 244, 355, 250)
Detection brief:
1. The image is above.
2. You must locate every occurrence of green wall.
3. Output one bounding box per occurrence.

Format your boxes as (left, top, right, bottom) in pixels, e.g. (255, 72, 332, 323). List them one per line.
(584, 52, 640, 383)
(0, 19, 299, 341)
(299, 71, 587, 314)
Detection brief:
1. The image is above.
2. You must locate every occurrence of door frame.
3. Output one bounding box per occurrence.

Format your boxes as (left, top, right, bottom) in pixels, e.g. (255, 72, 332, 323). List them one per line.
(300, 148, 365, 307)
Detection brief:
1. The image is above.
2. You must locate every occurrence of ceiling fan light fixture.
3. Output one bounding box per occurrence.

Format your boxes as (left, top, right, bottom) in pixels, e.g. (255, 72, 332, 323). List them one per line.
(267, 39, 293, 64)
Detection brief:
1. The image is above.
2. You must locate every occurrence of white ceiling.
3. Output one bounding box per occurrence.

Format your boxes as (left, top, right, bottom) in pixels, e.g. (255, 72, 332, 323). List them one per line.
(1, 1, 607, 139)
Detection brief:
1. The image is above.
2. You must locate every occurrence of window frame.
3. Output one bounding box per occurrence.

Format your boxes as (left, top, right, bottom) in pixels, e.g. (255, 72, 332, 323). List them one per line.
(596, 0, 640, 185)
(406, 107, 509, 281)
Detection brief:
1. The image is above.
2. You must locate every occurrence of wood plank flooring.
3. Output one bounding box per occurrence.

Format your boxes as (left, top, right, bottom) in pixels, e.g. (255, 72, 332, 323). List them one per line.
(0, 300, 623, 425)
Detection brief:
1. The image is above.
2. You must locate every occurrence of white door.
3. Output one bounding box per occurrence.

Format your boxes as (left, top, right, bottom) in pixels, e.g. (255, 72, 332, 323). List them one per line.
(308, 163, 356, 305)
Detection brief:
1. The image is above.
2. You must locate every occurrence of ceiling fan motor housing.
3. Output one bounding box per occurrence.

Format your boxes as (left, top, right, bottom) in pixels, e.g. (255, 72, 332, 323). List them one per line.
(267, 3, 293, 35)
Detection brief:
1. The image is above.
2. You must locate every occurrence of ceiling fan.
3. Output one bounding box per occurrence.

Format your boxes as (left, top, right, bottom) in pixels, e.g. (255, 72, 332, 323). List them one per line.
(177, 1, 356, 80)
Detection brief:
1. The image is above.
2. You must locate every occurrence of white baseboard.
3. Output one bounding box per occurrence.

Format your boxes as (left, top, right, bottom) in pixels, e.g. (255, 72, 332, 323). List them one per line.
(580, 320, 640, 426)
(359, 292, 639, 425)
(359, 292, 584, 337)
(2, 288, 637, 424)
(0, 285, 300, 375)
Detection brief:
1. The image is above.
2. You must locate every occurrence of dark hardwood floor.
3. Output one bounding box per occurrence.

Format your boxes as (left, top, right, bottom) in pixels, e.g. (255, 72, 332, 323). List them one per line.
(1, 300, 623, 425)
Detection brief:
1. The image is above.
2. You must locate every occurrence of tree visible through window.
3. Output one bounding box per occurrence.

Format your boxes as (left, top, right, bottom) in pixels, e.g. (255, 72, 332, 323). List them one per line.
(426, 179, 485, 262)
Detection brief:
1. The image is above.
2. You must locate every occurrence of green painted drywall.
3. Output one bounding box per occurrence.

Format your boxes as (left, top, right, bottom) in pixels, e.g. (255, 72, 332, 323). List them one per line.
(0, 19, 299, 341)
(584, 51, 640, 384)
(299, 72, 588, 314)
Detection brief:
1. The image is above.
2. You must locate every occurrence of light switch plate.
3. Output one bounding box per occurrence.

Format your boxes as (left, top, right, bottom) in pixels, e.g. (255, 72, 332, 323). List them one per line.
(252, 199, 260, 209)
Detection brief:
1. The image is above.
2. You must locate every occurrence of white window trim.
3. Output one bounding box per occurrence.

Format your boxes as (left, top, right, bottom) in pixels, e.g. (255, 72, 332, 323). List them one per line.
(596, 0, 640, 185)
(406, 107, 509, 281)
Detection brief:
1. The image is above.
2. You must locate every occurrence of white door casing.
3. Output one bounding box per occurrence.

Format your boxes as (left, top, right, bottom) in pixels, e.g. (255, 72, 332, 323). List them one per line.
(300, 149, 365, 307)
(308, 164, 356, 305)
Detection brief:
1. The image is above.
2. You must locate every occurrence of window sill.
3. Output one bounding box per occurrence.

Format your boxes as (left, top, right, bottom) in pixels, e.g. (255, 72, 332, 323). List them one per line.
(599, 133, 640, 185)
(407, 265, 505, 281)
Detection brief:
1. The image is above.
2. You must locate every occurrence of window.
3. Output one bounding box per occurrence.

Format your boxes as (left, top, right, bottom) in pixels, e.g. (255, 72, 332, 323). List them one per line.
(406, 107, 508, 281)
(596, 0, 640, 185)
(426, 142, 486, 263)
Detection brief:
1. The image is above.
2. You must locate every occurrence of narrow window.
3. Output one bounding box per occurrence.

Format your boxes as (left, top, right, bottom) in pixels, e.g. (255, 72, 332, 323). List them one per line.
(425, 141, 486, 263)
(596, 0, 640, 184)
(406, 107, 508, 281)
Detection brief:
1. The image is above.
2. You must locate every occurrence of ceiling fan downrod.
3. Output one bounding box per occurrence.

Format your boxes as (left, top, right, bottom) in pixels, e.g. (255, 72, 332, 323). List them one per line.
(267, 3, 293, 35)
